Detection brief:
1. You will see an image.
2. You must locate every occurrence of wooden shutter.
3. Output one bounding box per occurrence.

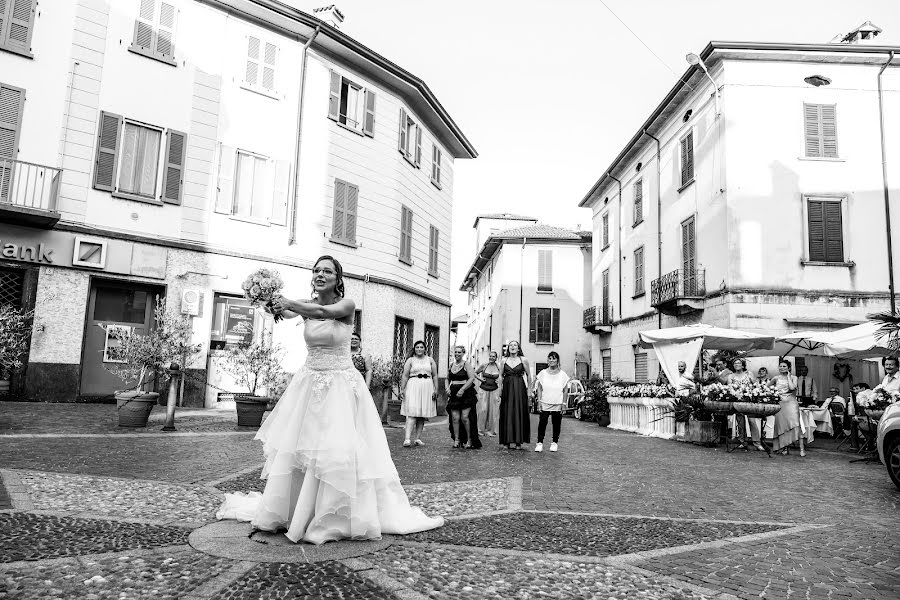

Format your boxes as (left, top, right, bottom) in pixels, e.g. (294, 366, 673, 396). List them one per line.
(363, 89, 375, 137)
(602, 269, 609, 309)
(345, 183, 358, 244)
(0, 83, 23, 159)
(401, 206, 413, 260)
(551, 308, 560, 343)
(602, 214, 609, 247)
(602, 355, 611, 379)
(634, 180, 642, 224)
(807, 200, 825, 261)
(635, 353, 648, 382)
(398, 108, 407, 154)
(414, 124, 422, 166)
(245, 36, 260, 86)
(161, 129, 185, 204)
(269, 160, 290, 225)
(682, 217, 696, 273)
(634, 247, 644, 292)
(133, 0, 155, 51)
(821, 105, 838, 158)
(428, 226, 439, 275)
(529, 308, 537, 343)
(538, 249, 552, 291)
(3, 0, 35, 53)
(328, 70, 341, 121)
(262, 42, 276, 91)
(332, 179, 347, 240)
(156, 2, 176, 58)
(214, 144, 235, 213)
(803, 104, 821, 157)
(93, 111, 122, 191)
(0, 0, 5, 46)
(823, 201, 843, 262)
(680, 133, 694, 186)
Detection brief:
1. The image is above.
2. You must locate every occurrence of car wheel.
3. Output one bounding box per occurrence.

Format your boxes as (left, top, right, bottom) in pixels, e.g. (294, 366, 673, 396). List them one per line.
(574, 406, 582, 420)
(887, 435, 900, 491)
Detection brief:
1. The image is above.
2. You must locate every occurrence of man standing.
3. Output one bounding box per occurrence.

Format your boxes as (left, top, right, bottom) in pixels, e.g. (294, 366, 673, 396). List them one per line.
(714, 358, 732, 385)
(675, 361, 696, 397)
(796, 366, 818, 407)
(880, 356, 900, 393)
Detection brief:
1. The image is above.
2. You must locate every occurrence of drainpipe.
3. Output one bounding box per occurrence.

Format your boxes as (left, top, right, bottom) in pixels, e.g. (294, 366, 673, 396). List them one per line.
(288, 24, 323, 245)
(519, 237, 527, 343)
(877, 51, 896, 313)
(643, 130, 662, 329)
(607, 174, 623, 320)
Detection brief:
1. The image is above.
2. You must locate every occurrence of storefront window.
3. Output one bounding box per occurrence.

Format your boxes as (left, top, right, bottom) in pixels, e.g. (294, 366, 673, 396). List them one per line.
(93, 287, 150, 324)
(210, 293, 254, 350)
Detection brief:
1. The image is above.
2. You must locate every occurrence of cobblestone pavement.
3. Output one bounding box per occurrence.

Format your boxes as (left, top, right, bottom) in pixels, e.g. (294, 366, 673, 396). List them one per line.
(1, 402, 898, 598)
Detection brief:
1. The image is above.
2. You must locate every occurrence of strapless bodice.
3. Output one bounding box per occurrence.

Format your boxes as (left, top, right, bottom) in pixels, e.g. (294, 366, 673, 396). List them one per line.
(303, 319, 353, 371)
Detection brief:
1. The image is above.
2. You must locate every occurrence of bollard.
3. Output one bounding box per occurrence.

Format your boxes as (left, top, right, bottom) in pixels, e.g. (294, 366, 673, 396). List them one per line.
(162, 363, 180, 432)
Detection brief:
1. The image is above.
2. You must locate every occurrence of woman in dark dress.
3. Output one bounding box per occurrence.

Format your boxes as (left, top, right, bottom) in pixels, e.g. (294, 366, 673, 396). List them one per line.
(447, 346, 481, 449)
(498, 340, 532, 450)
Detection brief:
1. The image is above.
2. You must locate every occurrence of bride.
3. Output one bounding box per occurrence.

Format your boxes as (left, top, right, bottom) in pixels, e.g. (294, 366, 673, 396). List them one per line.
(216, 255, 444, 544)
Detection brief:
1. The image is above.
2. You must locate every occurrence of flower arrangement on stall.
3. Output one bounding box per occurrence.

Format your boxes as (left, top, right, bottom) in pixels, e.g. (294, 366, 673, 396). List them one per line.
(732, 380, 780, 404)
(856, 385, 900, 410)
(701, 382, 739, 403)
(608, 383, 675, 398)
(241, 268, 285, 322)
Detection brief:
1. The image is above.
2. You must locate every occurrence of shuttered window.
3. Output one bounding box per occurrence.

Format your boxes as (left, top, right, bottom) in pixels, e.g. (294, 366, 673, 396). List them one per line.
(680, 131, 694, 187)
(213, 144, 290, 223)
(602, 354, 612, 379)
(331, 179, 359, 246)
(328, 71, 375, 136)
(118, 121, 161, 200)
(529, 307, 560, 344)
(807, 198, 844, 263)
(803, 103, 838, 158)
(634, 353, 648, 382)
(233, 151, 268, 219)
(431, 144, 443, 188)
(538, 249, 553, 292)
(398, 108, 421, 167)
(602, 213, 609, 248)
(601, 268, 610, 318)
(161, 129, 186, 204)
(0, 0, 36, 56)
(131, 0, 177, 65)
(244, 37, 278, 94)
(633, 246, 644, 296)
(424, 324, 440, 364)
(428, 225, 439, 277)
(399, 205, 413, 264)
(0, 82, 23, 200)
(633, 179, 643, 225)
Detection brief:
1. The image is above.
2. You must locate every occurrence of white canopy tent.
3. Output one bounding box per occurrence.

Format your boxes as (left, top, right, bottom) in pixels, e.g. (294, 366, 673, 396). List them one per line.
(807, 321, 897, 359)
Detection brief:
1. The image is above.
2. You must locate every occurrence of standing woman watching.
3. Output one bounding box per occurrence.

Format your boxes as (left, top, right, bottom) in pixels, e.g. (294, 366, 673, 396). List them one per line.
(534, 351, 568, 452)
(475, 351, 501, 436)
(400, 341, 437, 448)
(771, 359, 806, 457)
(350, 333, 377, 418)
(727, 357, 763, 451)
(447, 346, 481, 449)
(498, 340, 532, 450)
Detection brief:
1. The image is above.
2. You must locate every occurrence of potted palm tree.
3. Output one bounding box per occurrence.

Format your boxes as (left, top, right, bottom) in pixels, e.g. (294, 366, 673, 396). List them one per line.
(220, 329, 284, 427)
(102, 299, 201, 427)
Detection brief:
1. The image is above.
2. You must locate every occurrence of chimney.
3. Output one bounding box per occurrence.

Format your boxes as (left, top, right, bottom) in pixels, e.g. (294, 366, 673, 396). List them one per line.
(837, 21, 882, 44)
(313, 5, 345, 29)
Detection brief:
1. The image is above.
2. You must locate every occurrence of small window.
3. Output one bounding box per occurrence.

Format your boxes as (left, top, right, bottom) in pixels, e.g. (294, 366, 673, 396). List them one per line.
(243, 36, 278, 96)
(399, 205, 413, 264)
(209, 293, 253, 350)
(424, 324, 440, 364)
(602, 353, 612, 379)
(529, 307, 560, 344)
(634, 353, 648, 382)
(130, 0, 177, 65)
(633, 246, 645, 296)
(428, 225, 439, 277)
(328, 70, 375, 136)
(602, 213, 609, 249)
(633, 179, 643, 226)
(398, 108, 422, 167)
(431, 144, 443, 188)
(803, 103, 838, 158)
(393, 316, 413, 360)
(331, 179, 359, 246)
(807, 198, 844, 263)
(234, 151, 270, 220)
(119, 121, 162, 199)
(680, 131, 694, 188)
(212, 145, 290, 224)
(0, 0, 36, 57)
(538, 249, 553, 292)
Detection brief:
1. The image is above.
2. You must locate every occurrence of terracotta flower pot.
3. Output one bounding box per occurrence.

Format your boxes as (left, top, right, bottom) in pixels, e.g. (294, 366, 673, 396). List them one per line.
(235, 395, 271, 427)
(116, 391, 159, 427)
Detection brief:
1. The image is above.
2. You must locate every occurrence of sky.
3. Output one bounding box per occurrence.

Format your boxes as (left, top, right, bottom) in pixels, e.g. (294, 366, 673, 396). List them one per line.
(290, 0, 900, 311)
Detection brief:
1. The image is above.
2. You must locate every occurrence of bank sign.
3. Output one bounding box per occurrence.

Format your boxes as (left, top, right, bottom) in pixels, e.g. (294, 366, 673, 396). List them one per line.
(1, 241, 54, 264)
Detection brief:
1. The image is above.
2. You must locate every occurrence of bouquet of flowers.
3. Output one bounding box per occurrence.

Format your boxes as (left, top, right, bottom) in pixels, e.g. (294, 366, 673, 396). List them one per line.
(608, 383, 674, 398)
(733, 380, 780, 404)
(856, 385, 900, 410)
(702, 383, 739, 403)
(241, 268, 285, 322)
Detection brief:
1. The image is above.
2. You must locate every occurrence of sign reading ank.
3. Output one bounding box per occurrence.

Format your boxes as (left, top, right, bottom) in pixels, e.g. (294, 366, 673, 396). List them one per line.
(0, 240, 54, 264)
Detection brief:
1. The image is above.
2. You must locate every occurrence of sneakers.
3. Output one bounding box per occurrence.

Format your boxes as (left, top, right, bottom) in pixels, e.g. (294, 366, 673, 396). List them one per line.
(414, 439, 425, 446)
(402, 440, 411, 447)
(534, 442, 543, 452)
(549, 442, 559, 452)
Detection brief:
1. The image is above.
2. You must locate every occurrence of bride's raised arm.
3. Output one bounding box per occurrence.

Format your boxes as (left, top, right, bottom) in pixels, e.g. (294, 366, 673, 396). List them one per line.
(273, 297, 355, 321)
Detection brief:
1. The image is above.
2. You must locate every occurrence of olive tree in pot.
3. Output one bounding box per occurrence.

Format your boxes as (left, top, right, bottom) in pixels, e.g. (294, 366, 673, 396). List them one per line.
(101, 299, 202, 428)
(220, 329, 285, 427)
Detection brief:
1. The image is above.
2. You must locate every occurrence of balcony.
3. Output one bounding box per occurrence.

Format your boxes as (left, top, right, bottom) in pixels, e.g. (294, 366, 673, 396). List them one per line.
(583, 303, 612, 333)
(650, 268, 706, 315)
(0, 158, 62, 228)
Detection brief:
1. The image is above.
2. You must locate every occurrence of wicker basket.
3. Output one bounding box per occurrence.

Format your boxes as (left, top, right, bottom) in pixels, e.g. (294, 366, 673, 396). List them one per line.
(732, 402, 781, 417)
(702, 399, 734, 414)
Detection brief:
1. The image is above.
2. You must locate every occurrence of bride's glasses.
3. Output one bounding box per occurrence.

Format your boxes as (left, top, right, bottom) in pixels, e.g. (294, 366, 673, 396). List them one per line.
(313, 267, 336, 276)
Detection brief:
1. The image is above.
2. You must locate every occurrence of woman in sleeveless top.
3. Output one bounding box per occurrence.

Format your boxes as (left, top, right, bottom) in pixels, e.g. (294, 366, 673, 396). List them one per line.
(216, 255, 443, 544)
(475, 351, 501, 436)
(772, 359, 806, 456)
(400, 341, 437, 447)
(351, 332, 380, 421)
(498, 340, 532, 449)
(727, 357, 763, 452)
(447, 346, 481, 449)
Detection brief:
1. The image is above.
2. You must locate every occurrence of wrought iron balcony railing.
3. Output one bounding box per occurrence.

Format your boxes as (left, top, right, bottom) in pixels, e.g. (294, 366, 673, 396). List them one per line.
(650, 268, 706, 307)
(0, 158, 62, 227)
(583, 303, 612, 328)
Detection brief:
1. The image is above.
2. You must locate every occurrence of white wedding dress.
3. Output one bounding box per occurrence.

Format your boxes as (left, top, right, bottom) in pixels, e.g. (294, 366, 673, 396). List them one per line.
(216, 318, 443, 544)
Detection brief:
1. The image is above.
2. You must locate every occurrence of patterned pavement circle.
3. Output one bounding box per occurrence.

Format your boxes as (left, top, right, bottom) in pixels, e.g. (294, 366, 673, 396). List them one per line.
(405, 511, 790, 557)
(209, 560, 395, 600)
(0, 513, 190, 562)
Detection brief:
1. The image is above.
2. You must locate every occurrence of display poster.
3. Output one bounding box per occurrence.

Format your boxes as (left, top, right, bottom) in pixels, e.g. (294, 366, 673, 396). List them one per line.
(225, 305, 254, 347)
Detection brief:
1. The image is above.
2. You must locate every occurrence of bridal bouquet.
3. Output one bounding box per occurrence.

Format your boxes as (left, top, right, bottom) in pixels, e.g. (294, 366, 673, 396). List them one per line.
(241, 268, 284, 322)
(856, 385, 900, 410)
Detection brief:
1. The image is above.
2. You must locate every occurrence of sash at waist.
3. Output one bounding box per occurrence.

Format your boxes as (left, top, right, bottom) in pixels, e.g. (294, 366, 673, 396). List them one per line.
(305, 347, 354, 371)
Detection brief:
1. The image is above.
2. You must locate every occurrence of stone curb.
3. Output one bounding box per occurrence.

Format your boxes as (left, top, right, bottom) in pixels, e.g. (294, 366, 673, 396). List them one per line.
(204, 463, 266, 489)
(0, 544, 188, 572)
(339, 556, 431, 600)
(0, 469, 33, 511)
(181, 560, 257, 600)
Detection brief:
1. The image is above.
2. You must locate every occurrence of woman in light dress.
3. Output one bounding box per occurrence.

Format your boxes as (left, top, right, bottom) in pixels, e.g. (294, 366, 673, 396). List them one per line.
(727, 357, 764, 452)
(216, 256, 443, 544)
(475, 351, 501, 436)
(771, 359, 806, 457)
(399, 340, 437, 447)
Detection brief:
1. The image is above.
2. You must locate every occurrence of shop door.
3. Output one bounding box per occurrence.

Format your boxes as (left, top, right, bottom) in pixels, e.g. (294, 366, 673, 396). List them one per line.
(80, 282, 159, 397)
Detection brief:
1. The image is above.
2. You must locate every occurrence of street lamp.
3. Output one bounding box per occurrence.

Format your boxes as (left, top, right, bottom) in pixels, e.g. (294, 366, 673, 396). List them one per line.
(686, 52, 721, 117)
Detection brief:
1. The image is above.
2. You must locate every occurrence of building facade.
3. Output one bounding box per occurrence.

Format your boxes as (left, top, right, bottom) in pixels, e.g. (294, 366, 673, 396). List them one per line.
(580, 40, 898, 389)
(461, 215, 592, 380)
(0, 0, 475, 403)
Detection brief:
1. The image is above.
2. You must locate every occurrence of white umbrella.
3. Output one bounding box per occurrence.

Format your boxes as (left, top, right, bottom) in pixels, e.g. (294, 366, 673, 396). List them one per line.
(639, 323, 775, 351)
(809, 321, 897, 359)
(743, 330, 831, 358)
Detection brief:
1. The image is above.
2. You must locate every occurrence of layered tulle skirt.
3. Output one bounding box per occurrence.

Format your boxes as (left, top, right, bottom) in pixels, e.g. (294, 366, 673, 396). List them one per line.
(216, 360, 443, 544)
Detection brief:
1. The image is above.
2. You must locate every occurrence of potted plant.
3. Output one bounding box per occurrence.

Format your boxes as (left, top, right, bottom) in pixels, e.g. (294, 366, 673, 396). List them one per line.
(371, 355, 410, 422)
(220, 328, 284, 427)
(101, 299, 201, 427)
(579, 375, 612, 426)
(0, 304, 33, 397)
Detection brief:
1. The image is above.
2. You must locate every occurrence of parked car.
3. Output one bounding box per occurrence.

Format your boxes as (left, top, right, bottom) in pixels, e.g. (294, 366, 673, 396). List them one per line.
(529, 379, 586, 417)
(876, 401, 900, 490)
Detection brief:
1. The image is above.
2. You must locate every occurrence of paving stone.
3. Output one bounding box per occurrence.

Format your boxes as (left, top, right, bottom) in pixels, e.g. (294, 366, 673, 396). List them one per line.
(209, 561, 395, 599)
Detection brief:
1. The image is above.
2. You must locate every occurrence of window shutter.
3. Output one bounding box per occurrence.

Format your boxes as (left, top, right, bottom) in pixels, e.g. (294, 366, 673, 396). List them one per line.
(398, 108, 407, 154)
(262, 42, 276, 92)
(680, 133, 694, 185)
(133, 0, 155, 51)
(429, 226, 439, 275)
(161, 129, 185, 204)
(0, 83, 24, 160)
(0, 0, 5, 46)
(245, 36, 260, 86)
(803, 104, 821, 157)
(538, 250, 552, 292)
(602, 214, 609, 247)
(93, 111, 122, 192)
(635, 354, 648, 382)
(821, 105, 838, 158)
(332, 179, 346, 240)
(551, 308, 560, 343)
(634, 247, 644, 291)
(414, 125, 422, 166)
(269, 159, 290, 225)
(404, 207, 413, 259)
(345, 183, 358, 244)
(807, 200, 825, 262)
(327, 70, 341, 121)
(363, 89, 375, 137)
(634, 180, 642, 224)
(214, 144, 235, 214)
(529, 308, 537, 343)
(4, 0, 35, 52)
(824, 201, 843, 262)
(431, 145, 437, 182)
(156, 2, 176, 58)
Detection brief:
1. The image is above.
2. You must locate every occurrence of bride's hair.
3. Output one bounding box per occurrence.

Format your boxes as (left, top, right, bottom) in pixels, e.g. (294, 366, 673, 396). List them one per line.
(313, 255, 345, 297)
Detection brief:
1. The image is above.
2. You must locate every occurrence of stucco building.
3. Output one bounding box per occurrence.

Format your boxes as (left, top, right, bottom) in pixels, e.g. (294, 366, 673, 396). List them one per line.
(579, 36, 897, 390)
(0, 0, 475, 403)
(461, 214, 592, 380)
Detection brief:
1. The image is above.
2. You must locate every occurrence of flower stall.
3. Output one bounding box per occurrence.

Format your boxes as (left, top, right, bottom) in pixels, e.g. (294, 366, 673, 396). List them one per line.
(607, 384, 677, 439)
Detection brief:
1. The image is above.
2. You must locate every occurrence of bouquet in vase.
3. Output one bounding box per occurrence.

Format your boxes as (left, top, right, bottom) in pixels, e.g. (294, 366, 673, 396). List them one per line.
(856, 385, 900, 410)
(734, 380, 780, 404)
(702, 382, 739, 403)
(241, 268, 285, 322)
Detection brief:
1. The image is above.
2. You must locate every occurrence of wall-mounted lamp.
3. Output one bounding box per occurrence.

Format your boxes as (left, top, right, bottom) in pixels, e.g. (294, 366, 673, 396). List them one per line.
(686, 53, 721, 117)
